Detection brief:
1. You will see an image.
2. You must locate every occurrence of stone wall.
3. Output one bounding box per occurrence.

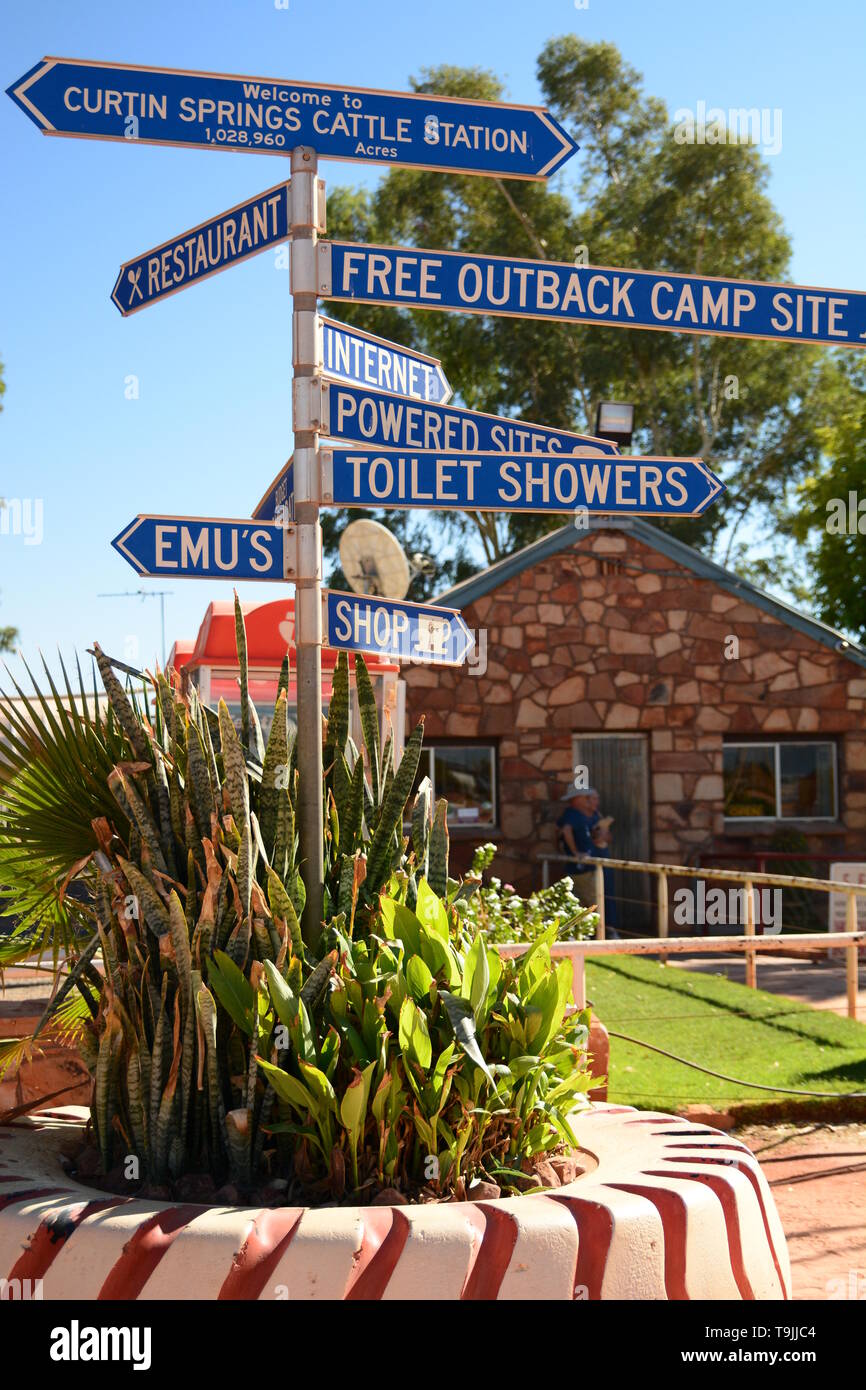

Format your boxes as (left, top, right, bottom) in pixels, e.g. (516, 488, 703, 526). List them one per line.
(404, 528, 866, 891)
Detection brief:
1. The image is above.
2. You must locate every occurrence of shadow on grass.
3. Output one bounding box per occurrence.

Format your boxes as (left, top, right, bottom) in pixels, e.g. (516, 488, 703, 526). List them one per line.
(589, 956, 866, 1056)
(794, 1059, 866, 1086)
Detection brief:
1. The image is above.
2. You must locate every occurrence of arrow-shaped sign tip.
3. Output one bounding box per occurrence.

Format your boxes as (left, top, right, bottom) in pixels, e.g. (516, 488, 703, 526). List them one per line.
(111, 517, 146, 574)
(110, 270, 126, 316)
(538, 113, 580, 178)
(695, 463, 726, 513)
(6, 60, 52, 130)
(456, 612, 475, 662)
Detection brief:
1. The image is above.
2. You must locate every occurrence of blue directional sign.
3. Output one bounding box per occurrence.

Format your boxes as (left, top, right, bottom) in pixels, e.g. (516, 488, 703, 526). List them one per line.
(8, 58, 577, 180)
(324, 589, 474, 667)
(322, 318, 451, 404)
(320, 381, 619, 456)
(112, 515, 293, 580)
(253, 461, 294, 525)
(111, 183, 290, 315)
(320, 449, 724, 517)
(322, 243, 866, 351)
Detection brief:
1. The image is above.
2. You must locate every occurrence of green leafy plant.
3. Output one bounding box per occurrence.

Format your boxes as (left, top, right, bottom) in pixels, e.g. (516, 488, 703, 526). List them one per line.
(257, 888, 593, 1198)
(457, 843, 598, 944)
(0, 600, 595, 1200)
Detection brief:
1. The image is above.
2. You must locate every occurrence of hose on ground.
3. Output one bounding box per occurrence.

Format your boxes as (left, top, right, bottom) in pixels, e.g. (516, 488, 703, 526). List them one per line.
(606, 1028, 866, 1099)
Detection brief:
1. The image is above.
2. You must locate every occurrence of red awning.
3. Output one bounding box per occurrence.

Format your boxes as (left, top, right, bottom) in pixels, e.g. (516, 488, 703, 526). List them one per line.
(169, 598, 399, 675)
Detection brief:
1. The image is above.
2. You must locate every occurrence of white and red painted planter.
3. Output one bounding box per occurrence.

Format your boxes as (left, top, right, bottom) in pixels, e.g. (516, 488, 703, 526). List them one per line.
(0, 1103, 790, 1300)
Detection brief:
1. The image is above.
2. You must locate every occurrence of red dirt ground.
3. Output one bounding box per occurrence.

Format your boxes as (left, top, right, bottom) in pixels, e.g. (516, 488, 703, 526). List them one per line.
(739, 1122, 866, 1301)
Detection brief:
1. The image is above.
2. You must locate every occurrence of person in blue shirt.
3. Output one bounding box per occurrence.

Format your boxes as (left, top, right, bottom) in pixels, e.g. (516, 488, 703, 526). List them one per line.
(557, 790, 598, 865)
(556, 787, 619, 934)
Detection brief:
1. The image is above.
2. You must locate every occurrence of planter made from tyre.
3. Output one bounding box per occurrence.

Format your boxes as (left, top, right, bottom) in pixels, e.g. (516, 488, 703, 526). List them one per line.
(0, 1103, 790, 1300)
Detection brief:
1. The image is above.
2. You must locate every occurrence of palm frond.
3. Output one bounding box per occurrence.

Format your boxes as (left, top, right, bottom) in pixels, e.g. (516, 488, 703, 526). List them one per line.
(0, 653, 134, 950)
(0, 1035, 32, 1082)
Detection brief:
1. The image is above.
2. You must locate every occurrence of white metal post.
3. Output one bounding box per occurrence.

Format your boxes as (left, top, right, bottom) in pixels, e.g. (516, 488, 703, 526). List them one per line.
(290, 147, 324, 950)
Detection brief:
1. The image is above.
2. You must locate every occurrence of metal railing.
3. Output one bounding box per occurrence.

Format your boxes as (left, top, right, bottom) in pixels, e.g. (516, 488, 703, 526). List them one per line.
(538, 852, 865, 1019)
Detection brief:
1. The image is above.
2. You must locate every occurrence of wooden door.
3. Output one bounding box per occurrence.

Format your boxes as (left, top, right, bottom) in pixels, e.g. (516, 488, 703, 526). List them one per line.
(572, 734, 652, 934)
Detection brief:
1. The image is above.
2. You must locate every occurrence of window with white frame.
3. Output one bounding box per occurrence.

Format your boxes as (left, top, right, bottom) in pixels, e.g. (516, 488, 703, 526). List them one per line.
(723, 741, 837, 821)
(412, 744, 497, 827)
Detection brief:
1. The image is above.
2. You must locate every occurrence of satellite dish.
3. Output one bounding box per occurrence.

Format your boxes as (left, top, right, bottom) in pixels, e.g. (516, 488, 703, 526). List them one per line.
(340, 520, 411, 599)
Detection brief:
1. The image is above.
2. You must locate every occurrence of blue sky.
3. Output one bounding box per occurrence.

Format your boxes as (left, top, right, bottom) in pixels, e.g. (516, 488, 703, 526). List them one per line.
(2, 0, 864, 674)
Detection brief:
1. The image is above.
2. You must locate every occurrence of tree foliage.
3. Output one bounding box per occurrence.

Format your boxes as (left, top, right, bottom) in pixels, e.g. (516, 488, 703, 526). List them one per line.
(789, 363, 866, 639)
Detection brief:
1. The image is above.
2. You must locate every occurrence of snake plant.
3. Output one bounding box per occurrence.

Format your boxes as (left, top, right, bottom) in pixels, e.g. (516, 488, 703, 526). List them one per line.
(0, 598, 593, 1197)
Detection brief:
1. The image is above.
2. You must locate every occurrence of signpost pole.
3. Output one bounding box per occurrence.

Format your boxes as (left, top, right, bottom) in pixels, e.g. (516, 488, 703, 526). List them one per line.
(290, 146, 324, 951)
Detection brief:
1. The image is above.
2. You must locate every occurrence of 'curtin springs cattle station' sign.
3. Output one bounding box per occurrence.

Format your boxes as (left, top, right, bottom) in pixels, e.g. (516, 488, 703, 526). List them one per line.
(7, 57, 577, 179)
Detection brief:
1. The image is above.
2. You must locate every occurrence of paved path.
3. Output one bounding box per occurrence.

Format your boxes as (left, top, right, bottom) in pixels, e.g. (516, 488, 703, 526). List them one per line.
(670, 954, 866, 1020)
(741, 1122, 866, 1301)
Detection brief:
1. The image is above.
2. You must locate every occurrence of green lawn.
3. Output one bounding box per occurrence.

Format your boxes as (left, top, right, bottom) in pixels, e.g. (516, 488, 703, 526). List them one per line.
(586, 955, 866, 1117)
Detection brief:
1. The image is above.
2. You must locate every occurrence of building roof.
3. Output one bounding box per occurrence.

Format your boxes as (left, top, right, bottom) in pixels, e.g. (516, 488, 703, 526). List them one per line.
(436, 518, 866, 671)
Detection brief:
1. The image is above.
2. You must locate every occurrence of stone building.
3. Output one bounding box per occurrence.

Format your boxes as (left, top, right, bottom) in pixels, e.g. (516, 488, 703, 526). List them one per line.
(402, 519, 866, 929)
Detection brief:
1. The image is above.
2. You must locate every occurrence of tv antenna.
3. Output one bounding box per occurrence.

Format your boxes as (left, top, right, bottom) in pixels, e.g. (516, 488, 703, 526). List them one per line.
(98, 590, 173, 666)
(339, 520, 436, 599)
